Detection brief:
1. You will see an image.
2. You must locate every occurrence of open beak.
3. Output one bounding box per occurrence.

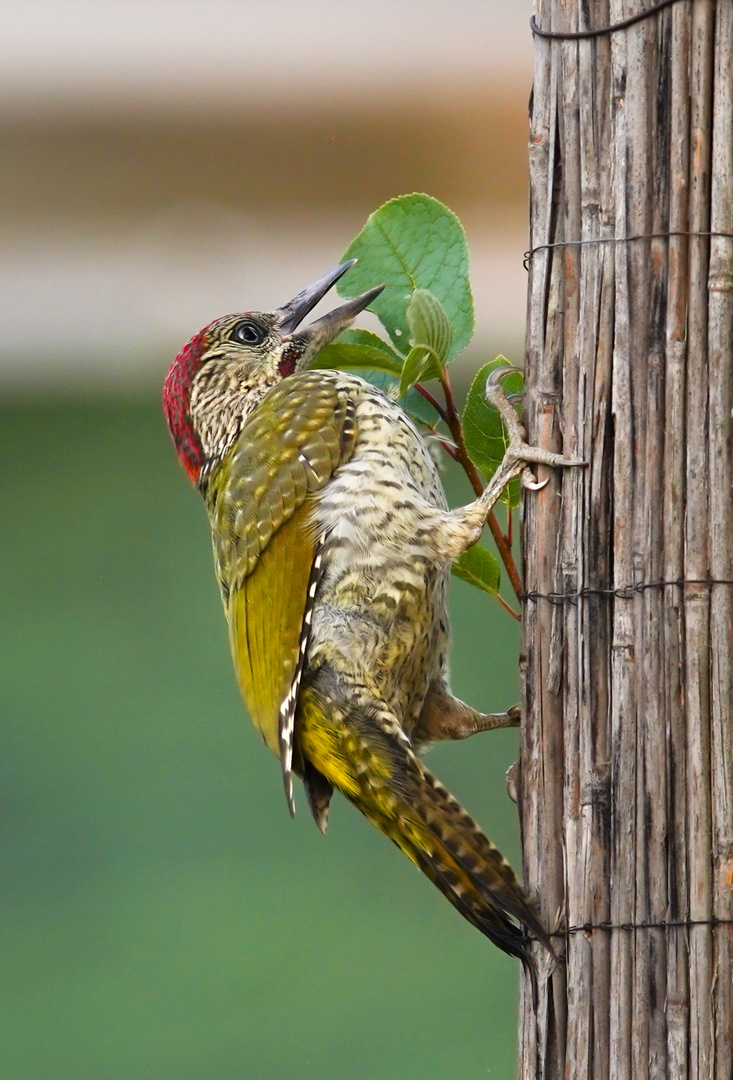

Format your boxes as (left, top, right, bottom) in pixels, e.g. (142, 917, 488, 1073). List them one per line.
(275, 260, 384, 352)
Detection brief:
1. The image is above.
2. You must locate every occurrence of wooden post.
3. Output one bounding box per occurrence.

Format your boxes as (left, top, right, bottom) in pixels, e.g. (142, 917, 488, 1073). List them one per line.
(519, 2, 733, 1078)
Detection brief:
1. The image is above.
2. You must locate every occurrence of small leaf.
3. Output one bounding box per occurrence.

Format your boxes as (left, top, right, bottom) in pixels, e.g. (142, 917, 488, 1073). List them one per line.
(398, 290, 453, 396)
(337, 193, 474, 358)
(452, 545, 501, 596)
(407, 289, 453, 363)
(462, 357, 524, 507)
(399, 345, 437, 397)
(316, 329, 404, 376)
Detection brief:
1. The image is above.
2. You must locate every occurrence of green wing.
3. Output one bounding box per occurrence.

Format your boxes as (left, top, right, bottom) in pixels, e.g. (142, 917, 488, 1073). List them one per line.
(209, 371, 356, 815)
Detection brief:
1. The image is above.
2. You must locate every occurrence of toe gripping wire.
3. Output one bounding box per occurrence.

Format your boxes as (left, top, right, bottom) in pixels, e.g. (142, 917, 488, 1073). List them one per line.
(531, 0, 717, 42)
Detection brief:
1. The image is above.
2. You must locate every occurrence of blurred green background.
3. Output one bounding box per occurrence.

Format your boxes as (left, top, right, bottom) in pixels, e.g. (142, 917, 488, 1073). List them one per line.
(1, 2, 533, 1076)
(1, 398, 522, 1080)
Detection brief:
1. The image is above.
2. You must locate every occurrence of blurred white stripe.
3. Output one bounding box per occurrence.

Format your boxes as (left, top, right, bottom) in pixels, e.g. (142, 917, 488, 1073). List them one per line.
(0, 206, 527, 389)
(0, 0, 531, 116)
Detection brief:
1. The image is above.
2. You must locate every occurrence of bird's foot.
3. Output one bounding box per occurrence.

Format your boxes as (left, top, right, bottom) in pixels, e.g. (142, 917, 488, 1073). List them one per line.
(412, 687, 521, 745)
(483, 366, 586, 496)
(467, 705, 521, 737)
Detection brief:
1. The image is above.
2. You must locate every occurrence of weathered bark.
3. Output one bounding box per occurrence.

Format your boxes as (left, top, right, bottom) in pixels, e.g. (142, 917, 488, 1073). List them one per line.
(519, 2, 733, 1077)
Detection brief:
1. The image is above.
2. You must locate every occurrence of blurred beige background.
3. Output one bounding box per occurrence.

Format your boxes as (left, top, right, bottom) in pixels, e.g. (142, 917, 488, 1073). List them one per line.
(1, 0, 533, 392)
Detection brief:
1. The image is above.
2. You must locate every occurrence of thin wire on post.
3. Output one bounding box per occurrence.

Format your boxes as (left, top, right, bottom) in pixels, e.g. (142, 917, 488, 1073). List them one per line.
(520, 579, 733, 604)
(522, 230, 733, 270)
(551, 917, 733, 937)
(530, 0, 702, 41)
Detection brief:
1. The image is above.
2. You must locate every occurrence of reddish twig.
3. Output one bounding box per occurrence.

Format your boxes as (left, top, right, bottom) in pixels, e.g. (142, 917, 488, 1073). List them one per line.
(495, 592, 521, 620)
(414, 382, 449, 423)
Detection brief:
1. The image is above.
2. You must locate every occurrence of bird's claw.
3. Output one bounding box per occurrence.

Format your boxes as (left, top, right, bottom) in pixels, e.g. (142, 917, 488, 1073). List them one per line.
(485, 364, 520, 391)
(522, 468, 549, 491)
(506, 760, 519, 804)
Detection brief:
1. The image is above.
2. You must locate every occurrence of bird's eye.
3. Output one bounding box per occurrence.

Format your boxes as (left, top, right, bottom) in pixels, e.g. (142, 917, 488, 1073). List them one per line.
(231, 320, 265, 346)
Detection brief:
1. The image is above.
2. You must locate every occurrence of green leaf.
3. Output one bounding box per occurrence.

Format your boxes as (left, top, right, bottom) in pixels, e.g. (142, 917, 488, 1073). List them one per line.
(399, 290, 453, 395)
(407, 289, 453, 363)
(462, 357, 524, 507)
(316, 329, 403, 376)
(451, 545, 500, 596)
(338, 194, 474, 358)
(399, 346, 435, 397)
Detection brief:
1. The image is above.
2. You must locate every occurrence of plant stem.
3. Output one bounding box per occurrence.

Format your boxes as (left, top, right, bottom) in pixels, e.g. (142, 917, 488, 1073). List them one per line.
(414, 383, 450, 423)
(438, 371, 524, 605)
(495, 592, 520, 620)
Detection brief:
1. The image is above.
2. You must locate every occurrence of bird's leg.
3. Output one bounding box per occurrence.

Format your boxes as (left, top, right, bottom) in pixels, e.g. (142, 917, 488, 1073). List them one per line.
(406, 369, 585, 563)
(449, 368, 585, 547)
(412, 683, 520, 748)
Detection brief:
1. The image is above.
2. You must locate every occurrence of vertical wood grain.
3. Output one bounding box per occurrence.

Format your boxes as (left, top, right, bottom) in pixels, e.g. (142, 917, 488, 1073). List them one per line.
(519, 2, 732, 1076)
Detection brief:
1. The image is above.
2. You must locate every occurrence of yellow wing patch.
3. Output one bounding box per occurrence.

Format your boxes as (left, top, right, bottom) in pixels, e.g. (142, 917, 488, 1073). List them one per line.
(228, 502, 314, 762)
(210, 373, 358, 817)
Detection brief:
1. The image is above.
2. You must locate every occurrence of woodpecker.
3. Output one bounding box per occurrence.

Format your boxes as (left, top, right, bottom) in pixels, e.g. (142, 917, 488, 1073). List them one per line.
(163, 261, 570, 971)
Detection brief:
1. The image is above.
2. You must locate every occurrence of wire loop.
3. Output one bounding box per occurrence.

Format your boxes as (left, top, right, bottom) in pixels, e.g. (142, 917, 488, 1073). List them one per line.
(531, 0, 692, 41)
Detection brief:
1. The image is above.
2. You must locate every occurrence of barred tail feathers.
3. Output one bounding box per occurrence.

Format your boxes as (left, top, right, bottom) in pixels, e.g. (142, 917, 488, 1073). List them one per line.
(406, 766, 550, 964)
(297, 677, 549, 971)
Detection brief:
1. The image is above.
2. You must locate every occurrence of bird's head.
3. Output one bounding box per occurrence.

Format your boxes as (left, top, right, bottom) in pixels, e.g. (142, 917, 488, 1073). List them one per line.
(163, 260, 382, 485)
